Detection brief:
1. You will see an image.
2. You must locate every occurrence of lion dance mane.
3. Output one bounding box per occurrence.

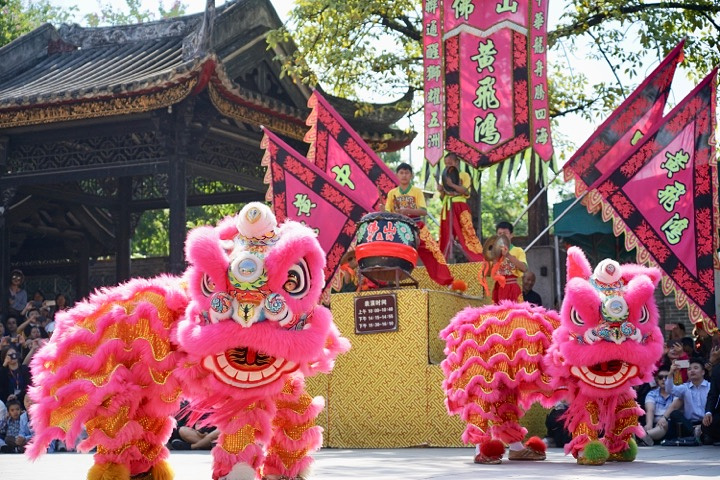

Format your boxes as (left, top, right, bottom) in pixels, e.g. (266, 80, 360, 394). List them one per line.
(441, 246, 663, 465)
(27, 202, 350, 480)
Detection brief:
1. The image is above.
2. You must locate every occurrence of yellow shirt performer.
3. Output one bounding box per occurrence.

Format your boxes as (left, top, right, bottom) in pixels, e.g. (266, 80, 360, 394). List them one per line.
(385, 163, 466, 291)
(437, 153, 484, 262)
(492, 221, 527, 303)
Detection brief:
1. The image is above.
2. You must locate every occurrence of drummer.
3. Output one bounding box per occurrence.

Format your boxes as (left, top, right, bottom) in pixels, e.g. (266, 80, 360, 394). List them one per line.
(383, 162, 466, 292)
(436, 153, 484, 262)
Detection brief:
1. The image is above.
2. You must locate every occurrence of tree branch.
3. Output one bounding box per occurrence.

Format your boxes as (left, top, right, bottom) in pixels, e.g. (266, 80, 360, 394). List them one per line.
(550, 2, 720, 44)
(377, 13, 421, 42)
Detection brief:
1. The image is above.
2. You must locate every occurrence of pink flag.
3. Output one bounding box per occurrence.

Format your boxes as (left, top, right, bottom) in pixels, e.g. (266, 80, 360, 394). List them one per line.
(262, 128, 368, 288)
(305, 91, 398, 211)
(563, 41, 685, 211)
(593, 68, 718, 333)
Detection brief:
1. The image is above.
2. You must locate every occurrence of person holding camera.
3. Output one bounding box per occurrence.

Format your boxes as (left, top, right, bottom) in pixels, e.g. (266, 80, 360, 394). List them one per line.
(0, 347, 31, 406)
(660, 357, 710, 443)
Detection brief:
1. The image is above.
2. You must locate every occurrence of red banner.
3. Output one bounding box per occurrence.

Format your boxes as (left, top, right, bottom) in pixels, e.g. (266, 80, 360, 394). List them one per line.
(423, 0, 444, 166)
(305, 91, 398, 211)
(593, 68, 718, 333)
(443, 0, 553, 167)
(563, 41, 684, 211)
(262, 128, 369, 289)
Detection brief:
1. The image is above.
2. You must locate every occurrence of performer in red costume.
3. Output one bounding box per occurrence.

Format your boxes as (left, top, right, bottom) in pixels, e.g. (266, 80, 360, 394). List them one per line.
(437, 153, 484, 262)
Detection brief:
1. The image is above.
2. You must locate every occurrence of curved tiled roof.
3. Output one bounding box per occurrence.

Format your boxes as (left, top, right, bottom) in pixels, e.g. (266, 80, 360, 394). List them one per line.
(0, 36, 196, 109)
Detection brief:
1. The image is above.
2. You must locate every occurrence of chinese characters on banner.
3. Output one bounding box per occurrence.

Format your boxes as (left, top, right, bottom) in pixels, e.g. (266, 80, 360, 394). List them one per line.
(593, 68, 719, 333)
(261, 128, 368, 289)
(563, 41, 684, 213)
(443, 0, 553, 168)
(305, 91, 398, 211)
(423, 0, 444, 166)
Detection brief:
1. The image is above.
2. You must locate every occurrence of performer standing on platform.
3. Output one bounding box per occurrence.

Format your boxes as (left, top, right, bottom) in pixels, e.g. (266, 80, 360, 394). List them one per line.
(437, 153, 484, 262)
(492, 221, 527, 303)
(384, 163, 466, 291)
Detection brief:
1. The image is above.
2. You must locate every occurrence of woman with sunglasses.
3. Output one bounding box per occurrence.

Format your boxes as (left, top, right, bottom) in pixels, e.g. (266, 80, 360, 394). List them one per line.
(638, 369, 674, 445)
(0, 347, 31, 407)
(7, 270, 27, 317)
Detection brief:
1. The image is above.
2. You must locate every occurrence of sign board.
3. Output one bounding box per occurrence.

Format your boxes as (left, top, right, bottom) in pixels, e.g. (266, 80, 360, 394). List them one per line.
(354, 294, 398, 334)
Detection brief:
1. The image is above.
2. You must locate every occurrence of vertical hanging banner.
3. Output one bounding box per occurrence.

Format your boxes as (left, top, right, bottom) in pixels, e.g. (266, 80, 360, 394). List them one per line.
(593, 69, 719, 333)
(443, 0, 553, 168)
(262, 128, 368, 288)
(423, 0, 444, 166)
(563, 41, 685, 212)
(529, 0, 552, 161)
(305, 90, 398, 211)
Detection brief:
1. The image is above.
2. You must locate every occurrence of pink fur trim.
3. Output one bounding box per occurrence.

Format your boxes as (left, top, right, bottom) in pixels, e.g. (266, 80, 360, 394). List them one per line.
(566, 246, 592, 280)
(265, 221, 325, 314)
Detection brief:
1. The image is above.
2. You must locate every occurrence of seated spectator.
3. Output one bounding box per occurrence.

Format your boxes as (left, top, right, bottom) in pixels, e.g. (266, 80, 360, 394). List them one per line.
(7, 270, 26, 317)
(16, 394, 33, 451)
(0, 398, 24, 453)
(0, 347, 31, 406)
(170, 426, 219, 451)
(543, 401, 571, 448)
(638, 369, 674, 445)
(54, 293, 71, 313)
(667, 339, 689, 384)
(701, 345, 720, 445)
(169, 402, 218, 451)
(669, 322, 686, 341)
(661, 357, 710, 441)
(521, 271, 543, 306)
(3, 316, 22, 345)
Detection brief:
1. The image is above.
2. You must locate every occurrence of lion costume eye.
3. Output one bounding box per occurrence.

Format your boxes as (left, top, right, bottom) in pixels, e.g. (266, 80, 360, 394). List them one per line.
(284, 259, 310, 298)
(201, 274, 215, 297)
(638, 305, 650, 324)
(570, 307, 584, 326)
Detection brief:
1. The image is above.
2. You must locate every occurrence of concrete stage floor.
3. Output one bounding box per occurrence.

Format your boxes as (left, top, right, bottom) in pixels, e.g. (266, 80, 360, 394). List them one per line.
(4, 445, 719, 479)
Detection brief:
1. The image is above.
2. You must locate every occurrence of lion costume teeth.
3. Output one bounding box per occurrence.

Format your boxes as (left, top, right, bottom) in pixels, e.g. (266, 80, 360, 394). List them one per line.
(28, 202, 350, 480)
(441, 246, 663, 466)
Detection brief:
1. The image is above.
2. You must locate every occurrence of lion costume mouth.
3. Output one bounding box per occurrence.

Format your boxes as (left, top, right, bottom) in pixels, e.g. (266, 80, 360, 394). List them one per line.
(570, 360, 638, 389)
(202, 347, 299, 388)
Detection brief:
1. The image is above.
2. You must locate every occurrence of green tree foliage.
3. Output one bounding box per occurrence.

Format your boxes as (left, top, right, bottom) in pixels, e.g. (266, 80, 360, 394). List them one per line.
(0, 0, 75, 47)
(132, 204, 241, 257)
(270, 0, 720, 122)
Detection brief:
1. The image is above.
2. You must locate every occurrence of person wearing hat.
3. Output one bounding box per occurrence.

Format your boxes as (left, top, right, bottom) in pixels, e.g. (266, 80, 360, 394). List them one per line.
(7, 270, 27, 317)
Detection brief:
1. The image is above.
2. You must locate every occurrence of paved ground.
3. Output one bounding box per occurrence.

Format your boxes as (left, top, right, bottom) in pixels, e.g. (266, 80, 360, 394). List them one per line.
(4, 445, 719, 479)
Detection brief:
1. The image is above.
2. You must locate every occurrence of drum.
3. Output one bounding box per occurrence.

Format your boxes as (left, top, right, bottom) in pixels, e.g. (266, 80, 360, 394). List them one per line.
(355, 212, 419, 275)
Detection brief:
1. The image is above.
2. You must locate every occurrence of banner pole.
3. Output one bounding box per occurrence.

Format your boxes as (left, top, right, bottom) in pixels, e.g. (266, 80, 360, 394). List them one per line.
(512, 168, 564, 227)
(525, 191, 587, 252)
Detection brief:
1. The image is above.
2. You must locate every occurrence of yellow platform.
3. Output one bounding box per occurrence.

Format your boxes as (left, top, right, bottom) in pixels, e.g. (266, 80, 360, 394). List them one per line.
(309, 263, 549, 448)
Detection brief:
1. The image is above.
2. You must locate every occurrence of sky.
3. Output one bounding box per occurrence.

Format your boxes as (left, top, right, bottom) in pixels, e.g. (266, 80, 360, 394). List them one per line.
(44, 0, 698, 194)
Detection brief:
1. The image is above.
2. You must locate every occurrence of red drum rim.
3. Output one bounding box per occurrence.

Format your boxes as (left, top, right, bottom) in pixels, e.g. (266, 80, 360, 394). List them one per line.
(356, 242, 418, 266)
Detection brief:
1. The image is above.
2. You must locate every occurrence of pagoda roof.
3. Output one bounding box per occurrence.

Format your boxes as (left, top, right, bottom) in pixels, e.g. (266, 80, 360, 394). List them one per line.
(0, 0, 413, 151)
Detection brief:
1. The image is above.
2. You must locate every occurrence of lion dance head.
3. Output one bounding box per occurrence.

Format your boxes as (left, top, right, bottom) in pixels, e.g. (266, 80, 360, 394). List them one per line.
(546, 246, 664, 397)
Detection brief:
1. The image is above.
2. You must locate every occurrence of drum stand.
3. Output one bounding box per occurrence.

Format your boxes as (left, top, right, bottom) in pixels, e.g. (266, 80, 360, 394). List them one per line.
(358, 266, 419, 290)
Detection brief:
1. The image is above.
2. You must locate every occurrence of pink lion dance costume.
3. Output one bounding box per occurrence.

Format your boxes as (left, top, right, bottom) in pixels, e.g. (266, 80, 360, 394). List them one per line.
(27, 202, 350, 480)
(441, 246, 663, 465)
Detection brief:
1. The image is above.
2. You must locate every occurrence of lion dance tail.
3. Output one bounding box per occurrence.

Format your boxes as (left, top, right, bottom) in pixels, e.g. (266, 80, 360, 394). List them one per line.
(440, 301, 563, 446)
(28, 277, 188, 479)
